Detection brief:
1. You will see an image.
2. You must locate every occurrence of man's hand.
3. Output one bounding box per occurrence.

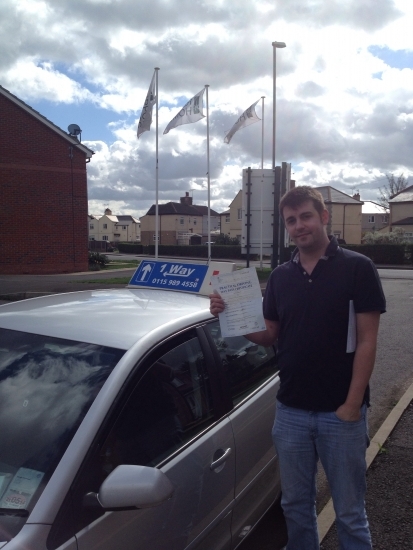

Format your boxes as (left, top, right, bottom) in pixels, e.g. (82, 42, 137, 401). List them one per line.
(209, 293, 225, 317)
(335, 403, 362, 422)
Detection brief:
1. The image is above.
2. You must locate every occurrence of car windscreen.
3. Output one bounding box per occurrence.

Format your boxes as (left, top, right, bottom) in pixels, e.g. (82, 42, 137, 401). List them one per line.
(0, 328, 125, 542)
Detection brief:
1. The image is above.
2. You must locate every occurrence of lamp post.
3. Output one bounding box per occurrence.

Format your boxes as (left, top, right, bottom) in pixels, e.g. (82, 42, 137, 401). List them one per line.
(272, 41, 286, 171)
(271, 40, 286, 269)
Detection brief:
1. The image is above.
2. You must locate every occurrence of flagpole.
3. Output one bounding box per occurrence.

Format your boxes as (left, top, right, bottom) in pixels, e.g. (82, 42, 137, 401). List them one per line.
(260, 96, 265, 269)
(155, 67, 160, 259)
(205, 85, 211, 263)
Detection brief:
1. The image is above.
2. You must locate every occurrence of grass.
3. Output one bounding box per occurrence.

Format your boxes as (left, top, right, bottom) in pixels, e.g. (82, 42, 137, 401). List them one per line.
(255, 267, 272, 283)
(76, 277, 131, 284)
(102, 260, 140, 270)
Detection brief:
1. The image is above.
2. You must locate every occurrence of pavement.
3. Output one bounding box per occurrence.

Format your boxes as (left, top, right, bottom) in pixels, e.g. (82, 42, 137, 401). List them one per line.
(1, 261, 413, 549)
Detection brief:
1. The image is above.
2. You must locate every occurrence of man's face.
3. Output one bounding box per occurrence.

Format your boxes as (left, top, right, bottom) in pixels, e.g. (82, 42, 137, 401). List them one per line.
(282, 200, 329, 251)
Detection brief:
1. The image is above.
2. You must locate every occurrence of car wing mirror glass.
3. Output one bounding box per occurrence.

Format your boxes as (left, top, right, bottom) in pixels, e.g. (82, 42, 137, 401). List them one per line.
(97, 465, 174, 510)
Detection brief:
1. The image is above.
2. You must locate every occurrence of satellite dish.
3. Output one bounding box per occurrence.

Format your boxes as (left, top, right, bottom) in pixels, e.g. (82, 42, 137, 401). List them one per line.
(68, 124, 82, 140)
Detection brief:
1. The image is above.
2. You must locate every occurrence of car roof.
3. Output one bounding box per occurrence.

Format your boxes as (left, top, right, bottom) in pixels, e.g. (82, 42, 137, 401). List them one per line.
(0, 289, 212, 350)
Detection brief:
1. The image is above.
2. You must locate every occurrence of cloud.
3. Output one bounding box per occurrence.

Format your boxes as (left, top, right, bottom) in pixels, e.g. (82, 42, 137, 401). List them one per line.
(1, 0, 412, 220)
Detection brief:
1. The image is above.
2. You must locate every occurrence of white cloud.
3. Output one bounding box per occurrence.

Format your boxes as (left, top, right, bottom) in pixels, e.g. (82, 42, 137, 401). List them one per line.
(1, 0, 413, 220)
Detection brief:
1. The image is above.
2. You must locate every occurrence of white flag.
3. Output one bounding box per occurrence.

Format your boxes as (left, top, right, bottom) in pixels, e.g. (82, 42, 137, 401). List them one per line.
(224, 99, 261, 144)
(137, 72, 156, 139)
(163, 88, 205, 135)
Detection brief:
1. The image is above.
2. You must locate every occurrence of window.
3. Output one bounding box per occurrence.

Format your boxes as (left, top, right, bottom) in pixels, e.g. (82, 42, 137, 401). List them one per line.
(237, 208, 242, 220)
(206, 321, 277, 405)
(122, 226, 127, 230)
(180, 217, 185, 225)
(89, 236, 95, 241)
(0, 329, 124, 542)
(69, 333, 213, 533)
(225, 215, 230, 223)
(103, 224, 108, 229)
(382, 215, 388, 223)
(102, 236, 108, 241)
(89, 224, 94, 229)
(153, 235, 160, 241)
(368, 215, 375, 223)
(193, 219, 197, 225)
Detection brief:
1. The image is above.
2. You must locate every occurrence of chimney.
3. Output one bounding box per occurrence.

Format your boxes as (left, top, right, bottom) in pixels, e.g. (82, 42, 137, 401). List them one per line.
(180, 192, 193, 206)
(352, 193, 360, 201)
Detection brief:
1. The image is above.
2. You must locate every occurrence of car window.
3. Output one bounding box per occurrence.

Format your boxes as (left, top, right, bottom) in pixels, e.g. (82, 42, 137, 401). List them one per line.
(63, 333, 214, 540)
(206, 321, 277, 406)
(0, 328, 125, 543)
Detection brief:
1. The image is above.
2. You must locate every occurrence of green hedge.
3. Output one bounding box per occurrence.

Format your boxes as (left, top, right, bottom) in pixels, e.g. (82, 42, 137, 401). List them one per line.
(116, 243, 249, 259)
(116, 242, 413, 265)
(117, 243, 144, 254)
(406, 244, 413, 265)
(342, 244, 408, 265)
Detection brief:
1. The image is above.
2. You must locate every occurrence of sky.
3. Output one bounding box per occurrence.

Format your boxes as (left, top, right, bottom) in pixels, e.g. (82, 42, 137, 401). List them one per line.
(2, 0, 413, 219)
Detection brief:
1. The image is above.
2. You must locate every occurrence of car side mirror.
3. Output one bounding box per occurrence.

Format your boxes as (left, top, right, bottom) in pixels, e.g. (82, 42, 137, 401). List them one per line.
(97, 465, 174, 510)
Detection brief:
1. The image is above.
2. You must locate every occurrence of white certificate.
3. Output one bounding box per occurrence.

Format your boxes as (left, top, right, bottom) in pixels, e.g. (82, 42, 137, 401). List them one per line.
(211, 267, 266, 337)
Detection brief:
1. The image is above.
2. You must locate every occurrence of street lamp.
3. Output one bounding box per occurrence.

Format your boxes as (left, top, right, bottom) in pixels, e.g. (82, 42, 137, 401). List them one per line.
(271, 40, 286, 269)
(272, 41, 286, 171)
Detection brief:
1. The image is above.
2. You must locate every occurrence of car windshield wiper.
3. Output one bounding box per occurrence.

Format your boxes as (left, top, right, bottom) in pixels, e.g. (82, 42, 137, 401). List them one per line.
(0, 508, 29, 517)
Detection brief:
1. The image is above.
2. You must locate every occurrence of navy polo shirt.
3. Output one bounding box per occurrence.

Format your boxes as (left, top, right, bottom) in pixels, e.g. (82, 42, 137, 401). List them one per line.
(263, 237, 386, 412)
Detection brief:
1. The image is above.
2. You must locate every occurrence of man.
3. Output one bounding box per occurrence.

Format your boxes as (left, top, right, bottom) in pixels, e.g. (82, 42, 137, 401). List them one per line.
(210, 186, 386, 550)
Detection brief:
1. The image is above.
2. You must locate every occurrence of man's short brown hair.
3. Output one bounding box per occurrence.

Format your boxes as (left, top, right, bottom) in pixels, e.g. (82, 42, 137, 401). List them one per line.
(279, 186, 326, 218)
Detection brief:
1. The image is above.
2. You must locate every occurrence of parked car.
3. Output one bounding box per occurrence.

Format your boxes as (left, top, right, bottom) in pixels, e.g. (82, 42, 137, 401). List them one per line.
(0, 288, 280, 550)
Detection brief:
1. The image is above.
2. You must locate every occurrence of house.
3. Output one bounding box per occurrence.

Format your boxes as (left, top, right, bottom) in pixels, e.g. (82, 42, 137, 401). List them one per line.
(360, 200, 388, 236)
(389, 185, 413, 241)
(0, 85, 93, 274)
(219, 190, 242, 242)
(89, 208, 140, 243)
(140, 192, 220, 246)
(314, 186, 363, 244)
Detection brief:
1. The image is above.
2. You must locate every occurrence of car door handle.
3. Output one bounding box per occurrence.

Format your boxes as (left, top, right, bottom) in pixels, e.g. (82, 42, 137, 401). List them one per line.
(210, 447, 232, 470)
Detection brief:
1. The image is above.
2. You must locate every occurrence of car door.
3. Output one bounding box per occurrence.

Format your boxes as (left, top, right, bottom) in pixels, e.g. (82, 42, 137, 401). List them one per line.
(204, 321, 281, 547)
(66, 329, 235, 550)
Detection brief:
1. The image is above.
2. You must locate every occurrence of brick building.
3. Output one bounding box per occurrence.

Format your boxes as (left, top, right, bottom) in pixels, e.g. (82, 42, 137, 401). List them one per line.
(0, 85, 94, 274)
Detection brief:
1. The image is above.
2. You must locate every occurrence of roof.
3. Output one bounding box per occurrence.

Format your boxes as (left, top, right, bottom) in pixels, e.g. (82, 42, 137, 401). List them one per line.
(361, 201, 387, 214)
(392, 217, 413, 226)
(146, 202, 220, 217)
(0, 85, 94, 159)
(116, 215, 140, 223)
(314, 186, 363, 205)
(0, 289, 211, 350)
(389, 185, 413, 203)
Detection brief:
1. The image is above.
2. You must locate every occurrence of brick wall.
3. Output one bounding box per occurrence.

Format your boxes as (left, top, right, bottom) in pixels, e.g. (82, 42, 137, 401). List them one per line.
(0, 93, 89, 274)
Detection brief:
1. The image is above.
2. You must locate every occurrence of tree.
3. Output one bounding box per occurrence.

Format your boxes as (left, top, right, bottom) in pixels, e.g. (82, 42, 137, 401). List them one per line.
(377, 173, 409, 211)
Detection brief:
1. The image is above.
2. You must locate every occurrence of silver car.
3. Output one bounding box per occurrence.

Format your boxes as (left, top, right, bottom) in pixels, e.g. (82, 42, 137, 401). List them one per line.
(0, 288, 280, 550)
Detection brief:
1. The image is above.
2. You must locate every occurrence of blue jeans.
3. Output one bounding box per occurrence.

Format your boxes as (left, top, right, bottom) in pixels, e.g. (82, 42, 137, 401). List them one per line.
(272, 401, 371, 550)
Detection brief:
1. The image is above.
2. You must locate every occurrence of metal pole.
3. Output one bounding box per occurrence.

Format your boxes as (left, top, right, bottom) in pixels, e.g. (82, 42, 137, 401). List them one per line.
(271, 41, 286, 269)
(155, 67, 160, 259)
(205, 85, 211, 263)
(260, 96, 265, 269)
(246, 167, 252, 268)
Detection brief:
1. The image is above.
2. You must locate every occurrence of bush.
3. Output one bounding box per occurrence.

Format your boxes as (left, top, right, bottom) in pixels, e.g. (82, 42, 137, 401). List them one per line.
(88, 252, 109, 268)
(214, 233, 240, 245)
(117, 243, 143, 254)
(342, 244, 407, 265)
(362, 228, 409, 245)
